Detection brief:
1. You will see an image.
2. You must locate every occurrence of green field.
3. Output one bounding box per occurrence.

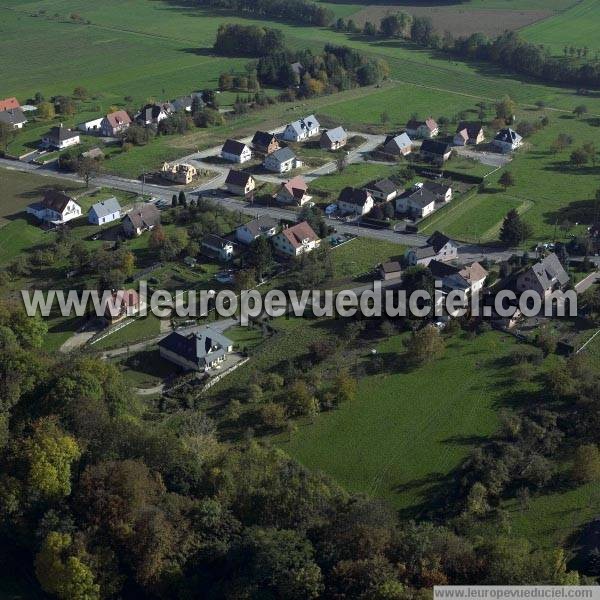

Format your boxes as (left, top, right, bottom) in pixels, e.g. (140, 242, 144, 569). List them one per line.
(522, 0, 600, 56)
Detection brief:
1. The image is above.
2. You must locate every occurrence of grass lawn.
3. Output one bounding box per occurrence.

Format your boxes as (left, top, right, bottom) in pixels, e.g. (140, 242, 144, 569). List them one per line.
(226, 325, 265, 352)
(275, 330, 540, 514)
(113, 348, 175, 388)
(90, 313, 162, 350)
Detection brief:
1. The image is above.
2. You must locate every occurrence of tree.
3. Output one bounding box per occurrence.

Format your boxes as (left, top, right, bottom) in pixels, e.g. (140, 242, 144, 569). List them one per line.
(178, 190, 187, 207)
(77, 156, 102, 188)
(0, 121, 16, 153)
(248, 236, 273, 280)
(499, 209, 532, 246)
(404, 325, 444, 367)
(495, 96, 516, 122)
(260, 403, 287, 430)
(573, 104, 588, 118)
(120, 251, 135, 278)
(171, 194, 177, 208)
(498, 171, 515, 191)
(149, 224, 166, 249)
(35, 532, 99, 600)
(20, 417, 81, 500)
(363, 21, 377, 36)
(72, 86, 88, 100)
(570, 147, 589, 168)
(571, 444, 600, 483)
(37, 101, 56, 120)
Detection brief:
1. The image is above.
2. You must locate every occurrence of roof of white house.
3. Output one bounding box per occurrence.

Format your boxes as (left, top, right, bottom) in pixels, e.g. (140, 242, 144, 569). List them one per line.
(89, 197, 121, 219)
(287, 114, 320, 136)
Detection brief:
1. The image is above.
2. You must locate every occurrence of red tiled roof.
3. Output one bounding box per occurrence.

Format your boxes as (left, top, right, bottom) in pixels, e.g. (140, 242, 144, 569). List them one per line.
(0, 97, 20, 111)
(106, 110, 131, 128)
(280, 221, 318, 249)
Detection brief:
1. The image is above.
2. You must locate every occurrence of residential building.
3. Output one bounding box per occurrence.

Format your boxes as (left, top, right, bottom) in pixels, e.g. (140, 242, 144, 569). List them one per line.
(516, 253, 569, 298)
(122, 204, 160, 237)
(27, 190, 82, 224)
(282, 115, 320, 142)
(364, 178, 399, 202)
(104, 289, 140, 324)
(492, 128, 523, 153)
(0, 108, 27, 130)
(78, 117, 104, 134)
(404, 245, 437, 267)
(272, 221, 320, 257)
(405, 232, 458, 266)
(0, 97, 20, 112)
(221, 139, 252, 163)
(275, 176, 311, 206)
(337, 187, 374, 216)
(88, 197, 121, 226)
(429, 260, 488, 294)
(171, 93, 204, 113)
(41, 125, 80, 150)
(379, 261, 402, 281)
(395, 187, 437, 219)
(136, 103, 171, 126)
(235, 216, 279, 245)
(406, 117, 438, 139)
(100, 110, 132, 137)
(420, 139, 452, 164)
(225, 170, 256, 196)
(263, 147, 300, 173)
(201, 233, 234, 262)
(423, 180, 452, 203)
(454, 122, 485, 146)
(158, 327, 233, 372)
(251, 131, 280, 154)
(320, 126, 347, 150)
(161, 162, 197, 184)
(382, 132, 412, 156)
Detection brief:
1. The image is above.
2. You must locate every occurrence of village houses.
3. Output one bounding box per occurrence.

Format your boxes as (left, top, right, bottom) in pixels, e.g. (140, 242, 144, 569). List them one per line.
(406, 117, 438, 139)
(516, 253, 569, 299)
(364, 178, 399, 202)
(263, 147, 301, 173)
(275, 176, 312, 206)
(0, 108, 27, 130)
(100, 110, 132, 137)
(235, 216, 279, 245)
(454, 122, 485, 146)
(272, 221, 320, 257)
(122, 204, 160, 237)
(282, 115, 320, 142)
(382, 132, 412, 156)
(161, 162, 197, 184)
(88, 197, 121, 226)
(320, 126, 348, 151)
(492, 128, 523, 153)
(221, 139, 252, 163)
(27, 191, 82, 225)
(201, 233, 234, 262)
(41, 125, 80, 150)
(251, 131, 280, 154)
(405, 232, 458, 266)
(225, 170, 256, 196)
(337, 187, 374, 216)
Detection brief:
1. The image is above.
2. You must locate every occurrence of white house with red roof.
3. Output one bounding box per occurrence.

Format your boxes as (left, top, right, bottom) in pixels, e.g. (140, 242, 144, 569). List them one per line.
(100, 110, 132, 137)
(274, 176, 311, 206)
(272, 221, 320, 257)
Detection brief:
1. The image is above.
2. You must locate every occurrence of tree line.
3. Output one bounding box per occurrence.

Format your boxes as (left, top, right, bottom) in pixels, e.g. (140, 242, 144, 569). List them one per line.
(199, 0, 333, 26)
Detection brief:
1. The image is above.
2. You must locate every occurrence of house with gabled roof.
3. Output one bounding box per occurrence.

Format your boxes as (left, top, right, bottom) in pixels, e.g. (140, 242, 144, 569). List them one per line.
(158, 327, 233, 372)
(104, 289, 140, 324)
(225, 170, 256, 196)
(275, 176, 311, 206)
(428, 260, 488, 294)
(201, 233, 234, 262)
(0, 108, 27, 130)
(100, 110, 132, 137)
(406, 117, 438, 139)
(405, 231, 458, 266)
(423, 180, 452, 203)
(221, 139, 252, 163)
(41, 124, 80, 150)
(272, 221, 320, 257)
(27, 190, 82, 224)
(420, 139, 452, 164)
(516, 253, 569, 299)
(379, 261, 402, 281)
(364, 178, 399, 202)
(320, 126, 347, 151)
(171, 92, 204, 113)
(122, 204, 160, 237)
(454, 122, 485, 146)
(282, 115, 320, 142)
(396, 187, 437, 219)
(263, 147, 300, 173)
(0, 97, 20, 112)
(235, 216, 279, 245)
(337, 187, 374, 216)
(136, 103, 172, 126)
(251, 131, 280, 154)
(382, 132, 412, 156)
(88, 197, 121, 226)
(492, 128, 523, 153)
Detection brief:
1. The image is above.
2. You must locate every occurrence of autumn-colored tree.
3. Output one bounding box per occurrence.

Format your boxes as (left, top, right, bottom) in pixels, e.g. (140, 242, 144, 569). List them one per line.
(120, 251, 135, 277)
(149, 224, 166, 249)
(404, 325, 445, 367)
(571, 444, 600, 483)
(37, 101, 56, 120)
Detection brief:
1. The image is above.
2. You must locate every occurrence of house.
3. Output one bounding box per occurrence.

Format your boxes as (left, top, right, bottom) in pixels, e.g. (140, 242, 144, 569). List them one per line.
(382, 132, 412, 156)
(337, 187, 374, 216)
(492, 128, 523, 153)
(251, 131, 280, 155)
(263, 147, 301, 173)
(379, 261, 402, 281)
(104, 289, 140, 324)
(0, 108, 27, 130)
(122, 204, 160, 237)
(395, 187, 437, 219)
(27, 190, 82, 224)
(161, 162, 197, 184)
(272, 221, 320, 257)
(282, 115, 320, 142)
(100, 110, 132, 137)
(420, 139, 452, 164)
(158, 327, 233, 372)
(78, 117, 104, 134)
(225, 170, 256, 196)
(221, 139, 252, 163)
(171, 93, 204, 113)
(41, 125, 80, 150)
(516, 253, 569, 298)
(320, 126, 347, 151)
(454, 122, 485, 146)
(0, 97, 20, 112)
(88, 197, 121, 226)
(405, 231, 458, 266)
(275, 176, 311, 206)
(201, 233, 234, 262)
(423, 180, 452, 203)
(235, 216, 279, 245)
(428, 260, 488, 294)
(364, 178, 399, 202)
(406, 118, 438, 139)
(136, 103, 171, 126)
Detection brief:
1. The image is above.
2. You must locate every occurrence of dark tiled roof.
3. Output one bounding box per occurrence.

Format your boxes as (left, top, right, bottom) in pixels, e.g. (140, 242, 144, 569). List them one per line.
(338, 187, 372, 206)
(427, 231, 452, 253)
(252, 131, 277, 148)
(225, 170, 253, 187)
(269, 147, 296, 163)
(241, 216, 279, 238)
(158, 328, 232, 366)
(222, 139, 248, 156)
(42, 190, 75, 213)
(421, 139, 451, 156)
(0, 108, 26, 126)
(125, 204, 160, 229)
(366, 178, 397, 195)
